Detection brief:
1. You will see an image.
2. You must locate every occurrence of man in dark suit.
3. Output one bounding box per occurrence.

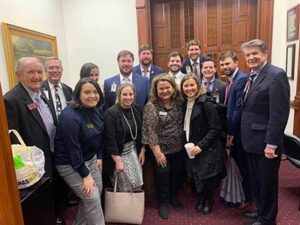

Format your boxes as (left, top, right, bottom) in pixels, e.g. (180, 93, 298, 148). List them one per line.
(104, 50, 150, 110)
(132, 44, 164, 84)
(4, 57, 60, 223)
(201, 58, 226, 103)
(219, 51, 251, 209)
(181, 39, 209, 77)
(241, 39, 290, 225)
(41, 57, 73, 118)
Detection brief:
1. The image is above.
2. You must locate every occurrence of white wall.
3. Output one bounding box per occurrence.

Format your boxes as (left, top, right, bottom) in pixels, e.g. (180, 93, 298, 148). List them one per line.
(0, 0, 69, 94)
(272, 0, 300, 134)
(62, 0, 139, 88)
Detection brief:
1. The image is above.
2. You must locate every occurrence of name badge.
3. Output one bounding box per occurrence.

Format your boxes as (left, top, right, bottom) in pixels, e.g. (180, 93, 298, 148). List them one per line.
(159, 111, 167, 116)
(87, 123, 94, 129)
(111, 82, 117, 92)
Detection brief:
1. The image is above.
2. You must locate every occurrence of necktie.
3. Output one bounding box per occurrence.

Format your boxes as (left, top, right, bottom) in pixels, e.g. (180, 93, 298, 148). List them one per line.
(54, 85, 62, 116)
(204, 81, 211, 91)
(143, 69, 149, 77)
(243, 72, 257, 101)
(122, 78, 131, 83)
(224, 80, 231, 105)
(35, 94, 56, 152)
(193, 62, 199, 77)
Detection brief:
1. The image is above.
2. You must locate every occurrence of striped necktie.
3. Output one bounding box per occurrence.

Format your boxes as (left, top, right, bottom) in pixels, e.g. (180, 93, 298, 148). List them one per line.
(243, 72, 257, 101)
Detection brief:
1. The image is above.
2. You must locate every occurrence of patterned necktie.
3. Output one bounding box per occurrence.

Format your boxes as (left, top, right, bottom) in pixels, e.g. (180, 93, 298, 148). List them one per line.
(54, 85, 62, 116)
(35, 94, 56, 152)
(204, 81, 211, 91)
(143, 69, 149, 77)
(243, 72, 257, 101)
(224, 79, 231, 105)
(193, 62, 199, 77)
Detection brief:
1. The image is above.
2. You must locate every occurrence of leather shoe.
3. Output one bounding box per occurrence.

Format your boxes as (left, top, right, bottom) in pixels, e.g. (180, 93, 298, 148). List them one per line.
(56, 215, 65, 225)
(199, 198, 213, 215)
(195, 197, 205, 212)
(244, 210, 259, 219)
(170, 198, 183, 210)
(158, 203, 169, 219)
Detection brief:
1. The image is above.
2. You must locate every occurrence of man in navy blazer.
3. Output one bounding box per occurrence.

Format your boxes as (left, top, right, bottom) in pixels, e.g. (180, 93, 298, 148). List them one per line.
(104, 50, 149, 110)
(41, 57, 73, 118)
(219, 51, 250, 208)
(241, 39, 290, 225)
(132, 44, 164, 84)
(181, 39, 209, 78)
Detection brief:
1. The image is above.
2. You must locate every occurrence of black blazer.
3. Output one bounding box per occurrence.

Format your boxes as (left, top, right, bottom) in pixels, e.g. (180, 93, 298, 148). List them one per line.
(184, 94, 226, 180)
(181, 55, 209, 74)
(104, 104, 142, 175)
(4, 83, 57, 177)
(241, 63, 290, 154)
(41, 80, 73, 114)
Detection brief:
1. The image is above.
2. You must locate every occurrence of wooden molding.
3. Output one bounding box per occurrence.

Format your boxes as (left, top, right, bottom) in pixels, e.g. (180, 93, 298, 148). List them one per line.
(0, 83, 24, 225)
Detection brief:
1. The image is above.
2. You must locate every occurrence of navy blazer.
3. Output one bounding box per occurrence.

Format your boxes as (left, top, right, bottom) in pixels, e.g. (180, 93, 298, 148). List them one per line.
(241, 63, 290, 154)
(226, 70, 247, 136)
(181, 55, 209, 74)
(103, 73, 150, 110)
(132, 64, 164, 84)
(41, 80, 73, 115)
(4, 82, 57, 177)
(202, 79, 226, 104)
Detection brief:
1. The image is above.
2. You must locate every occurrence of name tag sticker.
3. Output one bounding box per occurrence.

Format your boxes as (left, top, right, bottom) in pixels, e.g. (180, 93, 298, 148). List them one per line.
(159, 111, 167, 116)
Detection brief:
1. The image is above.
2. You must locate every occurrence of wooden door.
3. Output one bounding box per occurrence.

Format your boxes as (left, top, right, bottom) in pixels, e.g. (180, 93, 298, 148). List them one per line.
(150, 0, 258, 75)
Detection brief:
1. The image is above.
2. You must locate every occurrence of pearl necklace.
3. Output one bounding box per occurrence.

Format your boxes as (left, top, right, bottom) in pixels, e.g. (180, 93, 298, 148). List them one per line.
(122, 107, 137, 140)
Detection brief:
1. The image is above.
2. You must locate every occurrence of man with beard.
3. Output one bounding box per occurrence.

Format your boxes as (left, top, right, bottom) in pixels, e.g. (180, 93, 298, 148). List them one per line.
(104, 50, 149, 110)
(167, 51, 184, 88)
(181, 39, 209, 77)
(219, 51, 251, 209)
(133, 44, 164, 84)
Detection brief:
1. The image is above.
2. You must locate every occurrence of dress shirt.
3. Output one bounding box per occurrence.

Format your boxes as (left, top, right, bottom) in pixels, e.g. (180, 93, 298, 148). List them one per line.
(140, 65, 151, 78)
(120, 73, 133, 84)
(169, 71, 184, 88)
(48, 81, 67, 113)
(202, 77, 216, 92)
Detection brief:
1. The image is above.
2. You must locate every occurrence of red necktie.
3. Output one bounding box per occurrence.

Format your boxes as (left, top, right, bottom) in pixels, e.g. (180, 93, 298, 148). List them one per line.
(224, 80, 231, 105)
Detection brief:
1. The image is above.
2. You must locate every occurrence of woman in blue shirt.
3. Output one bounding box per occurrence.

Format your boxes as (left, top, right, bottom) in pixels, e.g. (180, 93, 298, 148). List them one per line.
(54, 78, 105, 225)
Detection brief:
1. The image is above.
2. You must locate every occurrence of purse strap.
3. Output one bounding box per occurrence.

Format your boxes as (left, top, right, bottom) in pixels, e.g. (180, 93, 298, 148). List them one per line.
(113, 172, 134, 193)
(9, 129, 26, 146)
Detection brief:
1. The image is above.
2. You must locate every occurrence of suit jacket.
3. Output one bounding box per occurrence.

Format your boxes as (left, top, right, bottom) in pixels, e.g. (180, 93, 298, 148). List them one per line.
(226, 70, 247, 136)
(4, 83, 57, 177)
(181, 55, 209, 74)
(132, 64, 164, 84)
(41, 80, 73, 115)
(103, 73, 150, 110)
(203, 79, 226, 104)
(241, 63, 290, 154)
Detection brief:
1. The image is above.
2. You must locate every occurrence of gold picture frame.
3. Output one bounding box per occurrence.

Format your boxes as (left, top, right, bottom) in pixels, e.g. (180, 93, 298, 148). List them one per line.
(2, 23, 58, 88)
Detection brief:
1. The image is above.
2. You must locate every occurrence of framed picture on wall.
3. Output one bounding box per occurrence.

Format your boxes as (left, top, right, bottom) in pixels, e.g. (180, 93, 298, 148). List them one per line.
(287, 5, 299, 42)
(2, 23, 58, 88)
(286, 44, 296, 80)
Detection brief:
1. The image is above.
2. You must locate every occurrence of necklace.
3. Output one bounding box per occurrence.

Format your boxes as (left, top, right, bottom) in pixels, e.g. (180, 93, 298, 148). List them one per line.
(122, 107, 137, 140)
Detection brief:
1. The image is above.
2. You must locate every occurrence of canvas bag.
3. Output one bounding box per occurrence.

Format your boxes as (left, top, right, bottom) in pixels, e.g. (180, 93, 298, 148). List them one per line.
(105, 173, 145, 224)
(10, 130, 45, 189)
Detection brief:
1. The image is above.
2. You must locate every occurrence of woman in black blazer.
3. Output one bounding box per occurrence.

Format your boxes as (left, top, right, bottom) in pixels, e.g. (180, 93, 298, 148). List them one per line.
(104, 83, 145, 191)
(181, 73, 226, 214)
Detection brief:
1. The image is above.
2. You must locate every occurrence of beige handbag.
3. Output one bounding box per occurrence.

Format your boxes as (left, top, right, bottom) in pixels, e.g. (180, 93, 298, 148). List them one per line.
(104, 174, 145, 224)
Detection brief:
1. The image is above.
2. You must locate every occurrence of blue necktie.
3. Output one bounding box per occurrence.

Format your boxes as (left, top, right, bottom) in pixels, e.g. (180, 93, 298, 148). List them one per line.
(35, 94, 56, 152)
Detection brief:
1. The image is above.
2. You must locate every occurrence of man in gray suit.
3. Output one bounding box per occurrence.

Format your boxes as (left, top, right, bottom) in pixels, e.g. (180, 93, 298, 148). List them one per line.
(241, 39, 290, 225)
(201, 58, 226, 103)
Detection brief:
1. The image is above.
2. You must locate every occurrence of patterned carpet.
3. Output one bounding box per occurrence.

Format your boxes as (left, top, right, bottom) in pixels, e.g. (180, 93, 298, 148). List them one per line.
(61, 159, 300, 225)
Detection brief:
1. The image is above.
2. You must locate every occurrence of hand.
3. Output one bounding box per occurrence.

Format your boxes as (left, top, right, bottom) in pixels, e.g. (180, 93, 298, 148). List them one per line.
(226, 135, 234, 147)
(155, 152, 167, 168)
(264, 146, 278, 159)
(96, 159, 102, 172)
(190, 145, 202, 156)
(115, 160, 124, 173)
(82, 174, 95, 196)
(139, 148, 145, 166)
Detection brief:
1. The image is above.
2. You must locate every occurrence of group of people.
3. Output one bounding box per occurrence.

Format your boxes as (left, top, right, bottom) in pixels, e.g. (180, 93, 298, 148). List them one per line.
(4, 38, 290, 225)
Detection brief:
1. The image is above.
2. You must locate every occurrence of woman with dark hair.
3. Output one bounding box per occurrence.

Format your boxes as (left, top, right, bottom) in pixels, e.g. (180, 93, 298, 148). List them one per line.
(181, 73, 226, 215)
(142, 73, 184, 219)
(54, 78, 105, 225)
(104, 83, 145, 191)
(80, 62, 100, 81)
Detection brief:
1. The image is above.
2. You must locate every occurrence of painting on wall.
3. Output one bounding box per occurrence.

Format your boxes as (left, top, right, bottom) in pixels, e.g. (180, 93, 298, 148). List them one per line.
(286, 44, 296, 80)
(2, 23, 58, 88)
(287, 5, 299, 42)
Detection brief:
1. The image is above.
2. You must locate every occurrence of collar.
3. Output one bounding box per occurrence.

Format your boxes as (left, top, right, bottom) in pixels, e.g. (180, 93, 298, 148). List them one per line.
(190, 57, 200, 65)
(169, 71, 182, 78)
(228, 68, 239, 81)
(119, 73, 133, 82)
(48, 80, 62, 90)
(202, 76, 215, 84)
(252, 61, 267, 75)
(20, 82, 39, 101)
(140, 64, 151, 72)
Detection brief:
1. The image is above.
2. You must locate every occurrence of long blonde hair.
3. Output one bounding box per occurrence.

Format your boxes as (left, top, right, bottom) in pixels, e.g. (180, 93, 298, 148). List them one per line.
(180, 73, 206, 100)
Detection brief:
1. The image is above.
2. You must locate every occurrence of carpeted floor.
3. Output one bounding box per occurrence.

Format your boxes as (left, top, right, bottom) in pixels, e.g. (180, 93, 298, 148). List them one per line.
(61, 159, 300, 225)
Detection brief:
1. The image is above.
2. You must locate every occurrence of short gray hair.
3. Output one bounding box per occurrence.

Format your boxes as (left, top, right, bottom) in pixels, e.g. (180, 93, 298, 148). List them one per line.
(241, 39, 268, 54)
(44, 57, 63, 71)
(15, 57, 43, 72)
